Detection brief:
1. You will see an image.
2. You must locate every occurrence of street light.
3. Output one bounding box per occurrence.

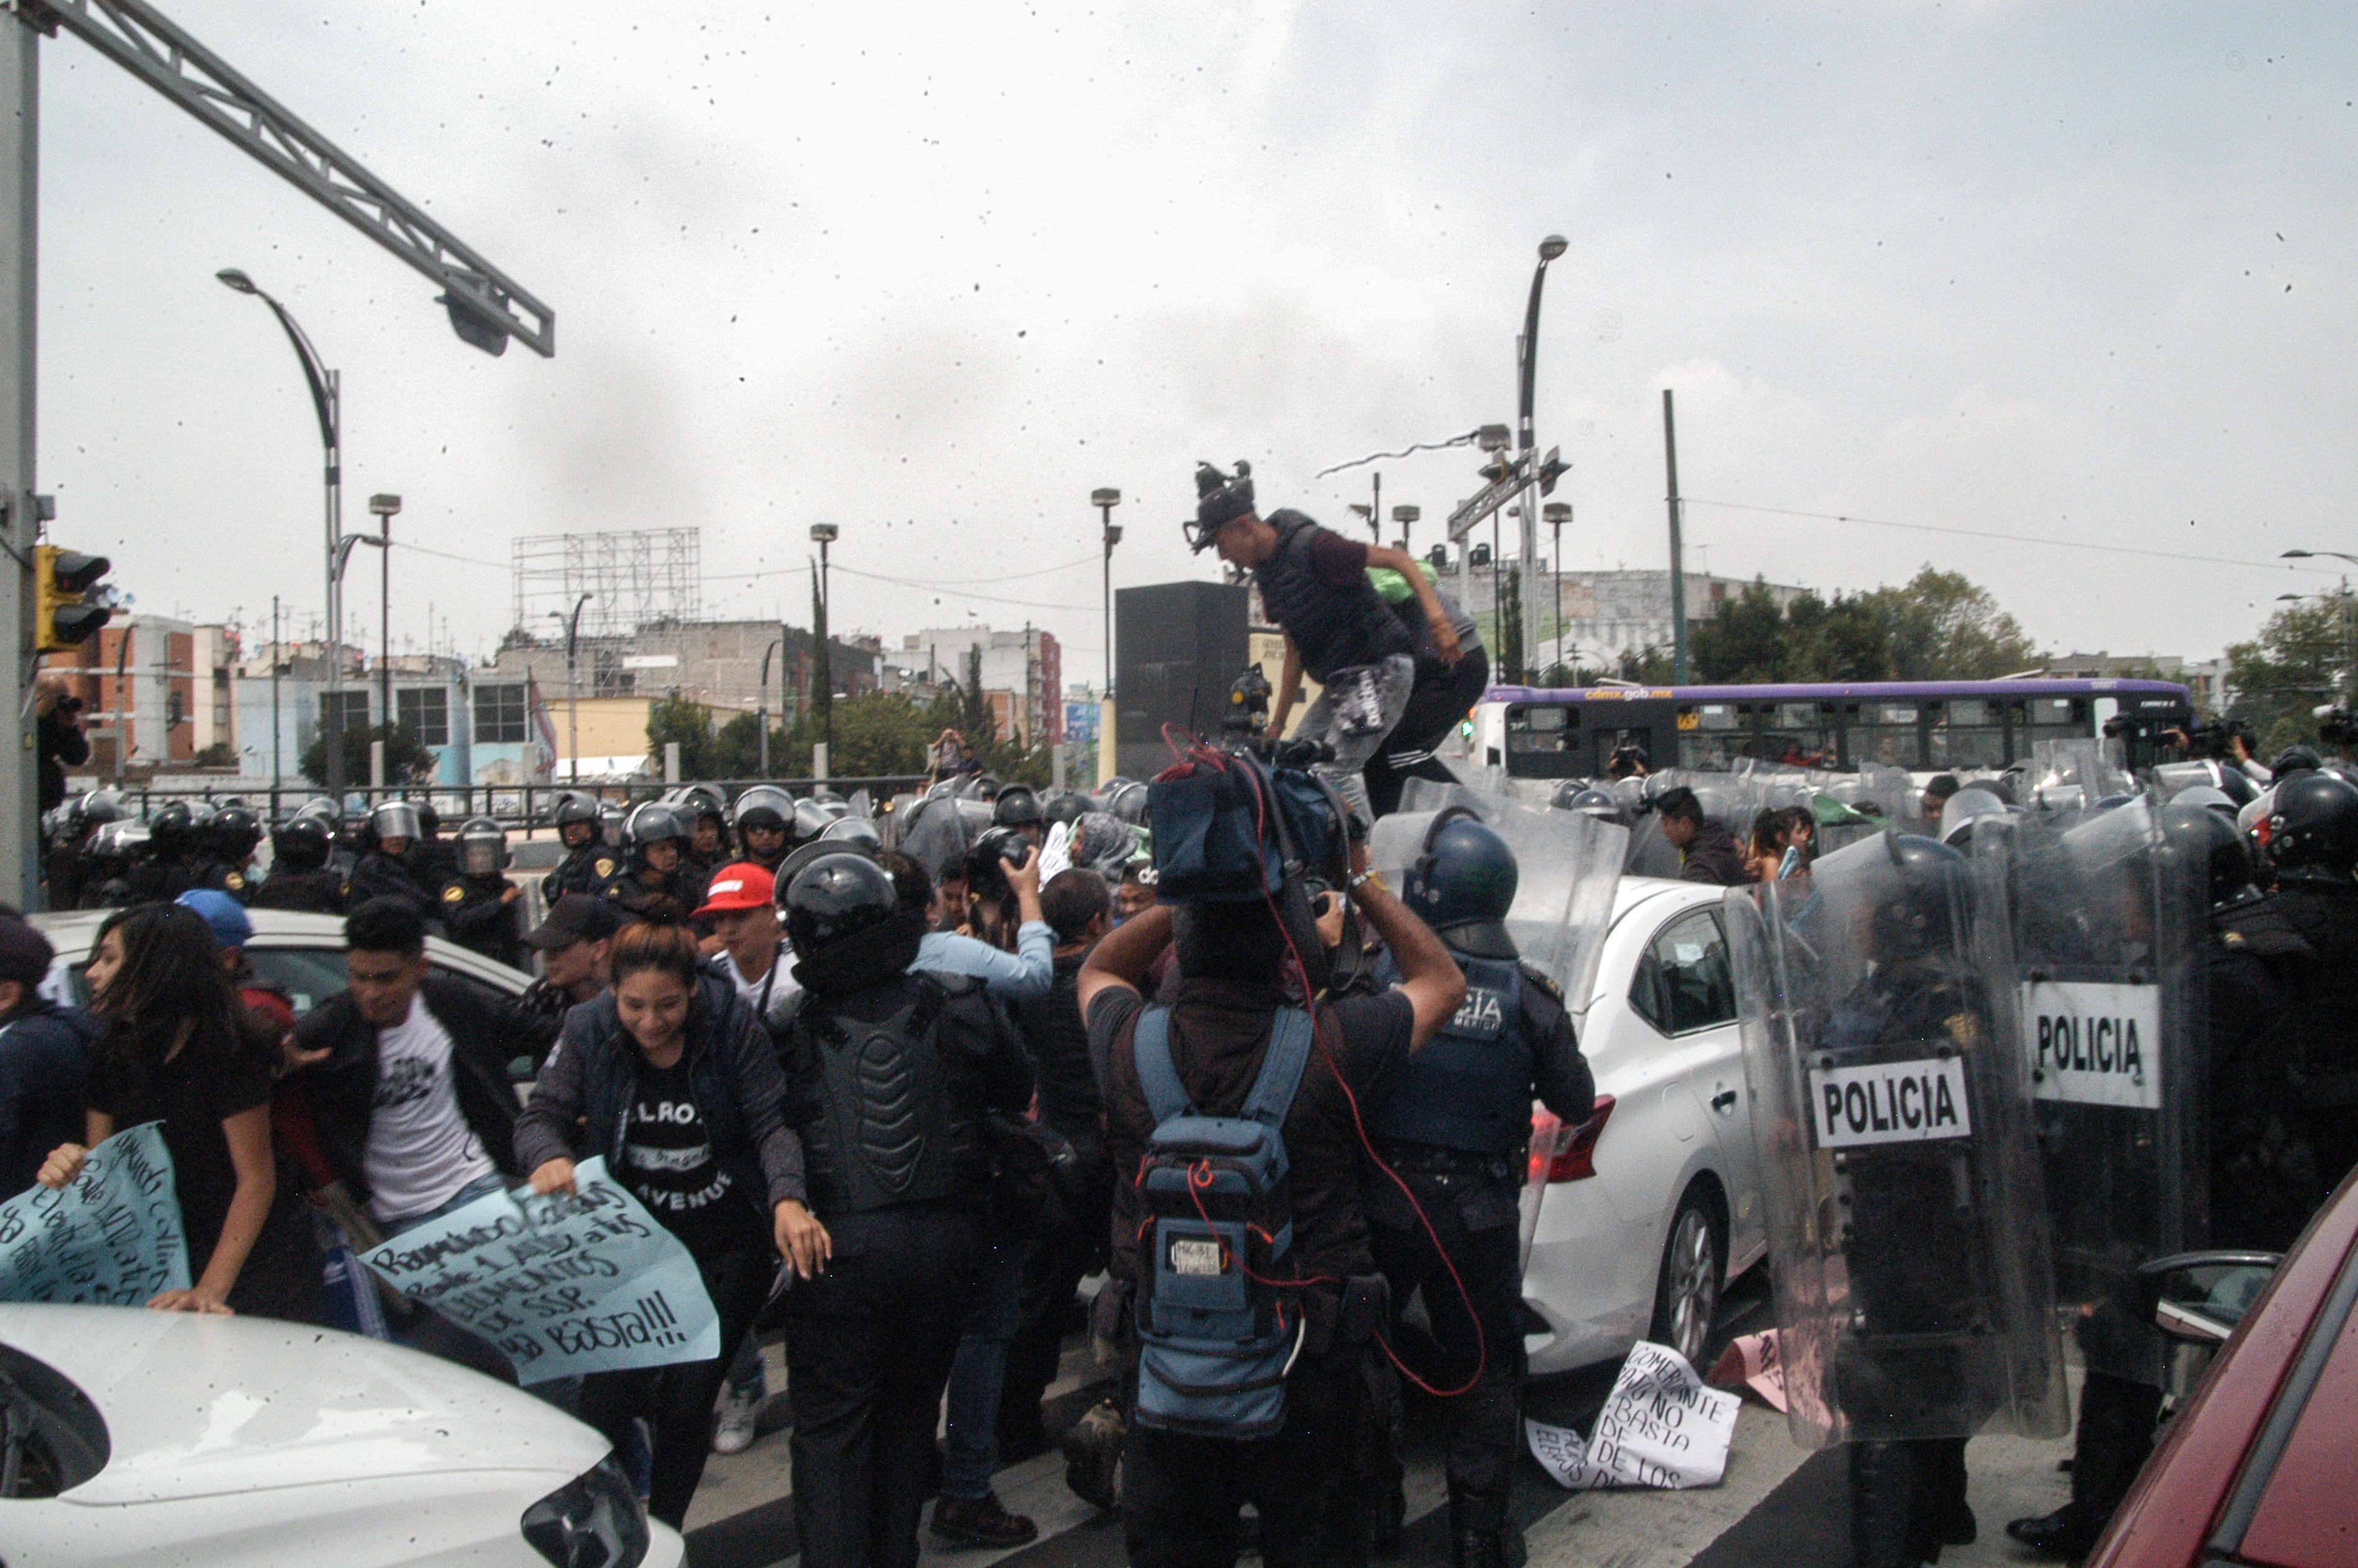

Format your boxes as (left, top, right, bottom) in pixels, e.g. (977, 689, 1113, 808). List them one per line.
(1544, 501, 1572, 672)
(757, 635, 782, 777)
(810, 524, 838, 766)
(1093, 488, 1122, 697)
(2277, 582, 2357, 701)
(2283, 549, 2358, 567)
(368, 493, 401, 738)
(547, 592, 591, 782)
(1513, 234, 1569, 683)
(218, 267, 349, 792)
(1391, 504, 1419, 557)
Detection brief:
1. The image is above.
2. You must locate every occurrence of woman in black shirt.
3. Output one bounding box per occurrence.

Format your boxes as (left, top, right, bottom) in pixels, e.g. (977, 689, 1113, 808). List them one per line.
(38, 903, 323, 1322)
(518, 920, 820, 1528)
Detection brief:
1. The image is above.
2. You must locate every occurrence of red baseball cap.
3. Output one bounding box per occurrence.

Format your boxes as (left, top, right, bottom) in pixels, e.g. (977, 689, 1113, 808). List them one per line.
(694, 862, 776, 917)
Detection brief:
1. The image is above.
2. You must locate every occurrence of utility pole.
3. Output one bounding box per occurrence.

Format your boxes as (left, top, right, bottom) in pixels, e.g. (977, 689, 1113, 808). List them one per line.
(269, 594, 280, 792)
(549, 592, 590, 784)
(369, 493, 399, 740)
(758, 635, 780, 777)
(1093, 488, 1121, 699)
(1544, 501, 1571, 676)
(1517, 235, 1568, 688)
(0, 15, 37, 897)
(1662, 388, 1688, 684)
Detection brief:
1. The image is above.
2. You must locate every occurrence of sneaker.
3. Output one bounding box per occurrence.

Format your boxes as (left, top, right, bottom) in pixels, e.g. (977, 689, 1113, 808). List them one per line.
(1061, 1399, 1124, 1512)
(931, 1492, 1039, 1549)
(711, 1383, 761, 1456)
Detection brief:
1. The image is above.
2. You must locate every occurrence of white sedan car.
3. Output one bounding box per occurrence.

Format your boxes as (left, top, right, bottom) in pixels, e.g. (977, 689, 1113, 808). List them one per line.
(1520, 877, 1768, 1375)
(0, 1303, 679, 1566)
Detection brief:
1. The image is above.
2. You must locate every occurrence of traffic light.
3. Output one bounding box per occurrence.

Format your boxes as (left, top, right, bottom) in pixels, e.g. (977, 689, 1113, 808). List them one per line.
(35, 545, 115, 652)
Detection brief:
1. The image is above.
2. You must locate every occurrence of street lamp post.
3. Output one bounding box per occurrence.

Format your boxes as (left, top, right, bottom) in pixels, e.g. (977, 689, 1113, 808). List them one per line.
(1391, 504, 1419, 558)
(1515, 234, 1569, 684)
(758, 635, 782, 777)
(810, 524, 838, 767)
(547, 593, 591, 783)
(368, 493, 400, 741)
(1093, 488, 1122, 697)
(1544, 501, 1572, 674)
(217, 267, 348, 793)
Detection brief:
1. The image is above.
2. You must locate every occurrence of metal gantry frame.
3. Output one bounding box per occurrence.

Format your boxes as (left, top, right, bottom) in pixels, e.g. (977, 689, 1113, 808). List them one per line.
(0, 0, 554, 903)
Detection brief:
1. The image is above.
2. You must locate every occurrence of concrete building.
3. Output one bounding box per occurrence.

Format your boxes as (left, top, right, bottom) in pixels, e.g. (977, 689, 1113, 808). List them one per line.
(42, 616, 241, 779)
(895, 626, 1064, 746)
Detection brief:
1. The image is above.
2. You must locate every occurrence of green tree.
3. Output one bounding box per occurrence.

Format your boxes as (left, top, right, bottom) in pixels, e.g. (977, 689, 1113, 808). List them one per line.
(300, 721, 437, 787)
(1780, 590, 1892, 681)
(1858, 567, 2042, 680)
(1616, 645, 1679, 684)
(1692, 581, 1788, 683)
(2226, 594, 2357, 756)
(1495, 566, 1524, 683)
(646, 692, 719, 779)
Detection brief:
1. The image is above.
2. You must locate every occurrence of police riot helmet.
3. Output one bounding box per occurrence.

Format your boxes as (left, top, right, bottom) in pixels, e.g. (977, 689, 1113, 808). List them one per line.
(2271, 746, 2323, 781)
(1399, 809, 1520, 960)
(625, 802, 690, 849)
(1042, 791, 1088, 829)
(732, 784, 794, 835)
(370, 800, 424, 845)
(598, 800, 627, 841)
(1103, 779, 1149, 827)
(458, 816, 508, 877)
(818, 815, 884, 849)
(2213, 765, 2261, 809)
(2157, 800, 2259, 910)
(81, 789, 125, 827)
(970, 774, 1003, 802)
(966, 825, 1030, 897)
(786, 797, 835, 848)
(2265, 770, 2358, 877)
(992, 784, 1044, 830)
(1937, 786, 2011, 849)
(1552, 783, 1626, 825)
(148, 800, 195, 854)
(552, 791, 604, 840)
(292, 795, 339, 825)
(782, 851, 920, 986)
(2171, 784, 2238, 816)
(271, 813, 332, 872)
(209, 804, 263, 861)
(1866, 831, 1970, 962)
(675, 782, 728, 828)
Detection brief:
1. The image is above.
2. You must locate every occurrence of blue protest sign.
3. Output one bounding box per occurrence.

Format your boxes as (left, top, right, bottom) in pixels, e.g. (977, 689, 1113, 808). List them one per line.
(0, 1122, 191, 1306)
(361, 1157, 721, 1384)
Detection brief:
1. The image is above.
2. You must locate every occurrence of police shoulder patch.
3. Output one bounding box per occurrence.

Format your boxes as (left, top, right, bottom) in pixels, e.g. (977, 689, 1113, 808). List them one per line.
(224, 871, 244, 890)
(1943, 1011, 1984, 1049)
(595, 858, 617, 878)
(2221, 930, 2246, 948)
(444, 883, 467, 903)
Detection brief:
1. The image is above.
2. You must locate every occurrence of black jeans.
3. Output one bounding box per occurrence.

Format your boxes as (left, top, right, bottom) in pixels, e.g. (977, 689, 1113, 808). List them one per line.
(1123, 1343, 1386, 1568)
(1001, 1158, 1112, 1452)
(1366, 1164, 1524, 1536)
(785, 1204, 980, 1568)
(577, 1242, 775, 1528)
(1364, 648, 1491, 820)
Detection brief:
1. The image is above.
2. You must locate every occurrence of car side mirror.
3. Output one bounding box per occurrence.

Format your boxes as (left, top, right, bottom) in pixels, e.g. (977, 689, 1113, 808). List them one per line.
(2137, 1250, 2281, 1345)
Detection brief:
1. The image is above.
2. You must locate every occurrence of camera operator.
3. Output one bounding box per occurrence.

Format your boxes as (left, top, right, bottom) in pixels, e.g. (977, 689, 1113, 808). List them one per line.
(34, 670, 89, 816)
(1185, 460, 1458, 827)
(1078, 785, 1466, 1566)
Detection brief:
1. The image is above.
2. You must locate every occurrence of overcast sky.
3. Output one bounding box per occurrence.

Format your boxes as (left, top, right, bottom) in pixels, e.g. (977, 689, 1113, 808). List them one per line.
(34, 1, 2358, 679)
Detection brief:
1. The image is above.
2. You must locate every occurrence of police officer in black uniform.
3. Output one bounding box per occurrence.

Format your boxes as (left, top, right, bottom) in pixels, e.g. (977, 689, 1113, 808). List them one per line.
(677, 785, 732, 878)
(439, 817, 526, 970)
(730, 786, 796, 878)
(348, 800, 441, 921)
(2261, 771, 2358, 1189)
(1367, 813, 1592, 1568)
(127, 801, 202, 902)
(611, 803, 708, 926)
(542, 791, 624, 903)
(251, 814, 346, 915)
(197, 804, 264, 902)
(411, 803, 459, 889)
(774, 852, 1034, 1568)
(991, 784, 1047, 850)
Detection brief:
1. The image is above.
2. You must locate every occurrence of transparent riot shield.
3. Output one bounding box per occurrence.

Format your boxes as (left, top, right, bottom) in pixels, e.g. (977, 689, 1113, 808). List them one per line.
(1728, 831, 2066, 1449)
(2028, 738, 2134, 813)
(1973, 801, 2207, 1389)
(1857, 762, 1926, 835)
(892, 791, 974, 886)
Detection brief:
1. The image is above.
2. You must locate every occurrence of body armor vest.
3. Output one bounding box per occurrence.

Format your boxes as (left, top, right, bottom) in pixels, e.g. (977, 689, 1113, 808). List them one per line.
(1250, 511, 1414, 685)
(1370, 954, 1533, 1155)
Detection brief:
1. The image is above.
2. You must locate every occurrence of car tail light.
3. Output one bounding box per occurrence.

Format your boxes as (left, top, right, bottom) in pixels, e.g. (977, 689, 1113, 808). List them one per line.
(1530, 1097, 1614, 1183)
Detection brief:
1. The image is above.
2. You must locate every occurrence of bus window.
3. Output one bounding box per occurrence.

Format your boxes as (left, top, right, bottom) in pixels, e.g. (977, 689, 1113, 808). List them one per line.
(1757, 702, 1837, 769)
(1504, 704, 1585, 779)
(2024, 696, 2085, 729)
(1593, 725, 1652, 776)
(1675, 703, 1743, 771)
(1850, 702, 1925, 769)
(1929, 699, 2007, 769)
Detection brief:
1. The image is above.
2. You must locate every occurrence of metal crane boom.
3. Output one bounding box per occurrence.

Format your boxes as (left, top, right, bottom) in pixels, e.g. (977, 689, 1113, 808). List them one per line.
(22, 0, 554, 356)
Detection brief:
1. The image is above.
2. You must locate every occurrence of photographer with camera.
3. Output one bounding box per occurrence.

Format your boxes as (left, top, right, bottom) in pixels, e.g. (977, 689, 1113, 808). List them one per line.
(1078, 743, 1466, 1567)
(1186, 460, 1458, 827)
(34, 670, 89, 817)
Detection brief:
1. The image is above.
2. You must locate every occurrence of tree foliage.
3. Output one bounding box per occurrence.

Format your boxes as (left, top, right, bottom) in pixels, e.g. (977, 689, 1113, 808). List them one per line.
(2226, 594, 2356, 756)
(644, 685, 1058, 786)
(300, 721, 437, 787)
(1690, 567, 2040, 686)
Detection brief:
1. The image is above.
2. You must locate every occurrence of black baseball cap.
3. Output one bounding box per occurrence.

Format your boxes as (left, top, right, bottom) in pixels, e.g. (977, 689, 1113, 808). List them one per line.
(526, 894, 624, 950)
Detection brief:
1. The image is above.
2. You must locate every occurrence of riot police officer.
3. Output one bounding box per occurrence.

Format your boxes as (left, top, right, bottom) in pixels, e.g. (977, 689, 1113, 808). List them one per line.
(773, 853, 1034, 1568)
(412, 803, 459, 889)
(251, 814, 346, 915)
(439, 817, 526, 970)
(542, 790, 624, 902)
(199, 804, 264, 901)
(730, 785, 796, 876)
(611, 802, 707, 926)
(675, 784, 732, 876)
(349, 800, 441, 919)
(2261, 771, 2358, 1188)
(1368, 812, 1592, 1568)
(991, 784, 1046, 849)
(128, 801, 201, 901)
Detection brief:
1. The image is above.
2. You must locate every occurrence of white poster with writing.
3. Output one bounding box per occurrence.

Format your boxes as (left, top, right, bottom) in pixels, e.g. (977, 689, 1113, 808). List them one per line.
(1808, 1057, 1973, 1150)
(2020, 980, 2163, 1111)
(1526, 1341, 1741, 1491)
(362, 1157, 719, 1385)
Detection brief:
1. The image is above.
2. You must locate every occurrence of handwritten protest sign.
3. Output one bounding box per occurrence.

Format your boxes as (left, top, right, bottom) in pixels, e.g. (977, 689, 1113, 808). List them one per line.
(362, 1157, 719, 1384)
(0, 1122, 190, 1306)
(1708, 1328, 1788, 1412)
(1526, 1340, 1741, 1492)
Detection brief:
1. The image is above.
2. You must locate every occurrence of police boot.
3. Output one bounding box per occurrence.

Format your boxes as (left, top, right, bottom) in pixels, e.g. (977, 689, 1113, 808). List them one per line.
(1923, 1436, 1975, 1546)
(1850, 1441, 1927, 1568)
(2005, 1373, 2161, 1562)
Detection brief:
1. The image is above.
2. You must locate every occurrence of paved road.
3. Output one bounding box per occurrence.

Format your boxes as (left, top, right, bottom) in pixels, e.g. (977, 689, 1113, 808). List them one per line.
(676, 1272, 2078, 1568)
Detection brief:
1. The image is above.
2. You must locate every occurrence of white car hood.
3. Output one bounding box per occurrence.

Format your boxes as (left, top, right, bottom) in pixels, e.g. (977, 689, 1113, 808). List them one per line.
(1, 1304, 606, 1505)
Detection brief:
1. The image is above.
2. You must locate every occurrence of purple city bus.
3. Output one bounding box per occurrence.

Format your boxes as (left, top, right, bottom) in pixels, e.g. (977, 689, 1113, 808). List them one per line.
(1459, 679, 2197, 779)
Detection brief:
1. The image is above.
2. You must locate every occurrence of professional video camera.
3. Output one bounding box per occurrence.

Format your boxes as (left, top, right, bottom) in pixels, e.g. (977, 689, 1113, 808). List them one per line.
(2315, 702, 2358, 750)
(2143, 714, 2256, 762)
(1216, 663, 1336, 772)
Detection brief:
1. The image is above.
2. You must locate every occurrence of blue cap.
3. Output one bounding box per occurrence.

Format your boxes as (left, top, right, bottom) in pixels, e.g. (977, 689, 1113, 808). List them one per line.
(174, 889, 253, 949)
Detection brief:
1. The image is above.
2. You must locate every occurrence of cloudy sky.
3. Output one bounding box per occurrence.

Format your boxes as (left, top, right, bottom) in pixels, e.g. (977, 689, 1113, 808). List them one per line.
(35, 1, 2358, 678)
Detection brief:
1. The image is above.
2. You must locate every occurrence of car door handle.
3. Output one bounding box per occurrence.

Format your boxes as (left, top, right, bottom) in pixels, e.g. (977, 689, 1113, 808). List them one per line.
(1711, 1090, 1738, 1111)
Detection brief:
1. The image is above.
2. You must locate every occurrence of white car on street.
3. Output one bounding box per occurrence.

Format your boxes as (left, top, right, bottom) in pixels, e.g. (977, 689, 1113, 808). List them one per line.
(1520, 877, 1769, 1374)
(0, 1303, 679, 1566)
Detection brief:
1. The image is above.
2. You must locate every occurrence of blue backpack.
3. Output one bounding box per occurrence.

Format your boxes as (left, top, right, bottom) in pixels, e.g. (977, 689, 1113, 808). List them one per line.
(1130, 1004, 1314, 1440)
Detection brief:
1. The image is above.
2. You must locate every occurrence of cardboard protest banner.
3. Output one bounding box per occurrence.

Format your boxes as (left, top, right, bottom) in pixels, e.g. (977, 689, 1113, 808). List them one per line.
(1526, 1341, 1741, 1492)
(362, 1157, 719, 1384)
(0, 1122, 190, 1306)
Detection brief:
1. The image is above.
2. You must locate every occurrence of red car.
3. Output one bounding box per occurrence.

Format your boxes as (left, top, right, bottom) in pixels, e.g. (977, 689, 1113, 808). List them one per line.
(2090, 1170, 2358, 1568)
